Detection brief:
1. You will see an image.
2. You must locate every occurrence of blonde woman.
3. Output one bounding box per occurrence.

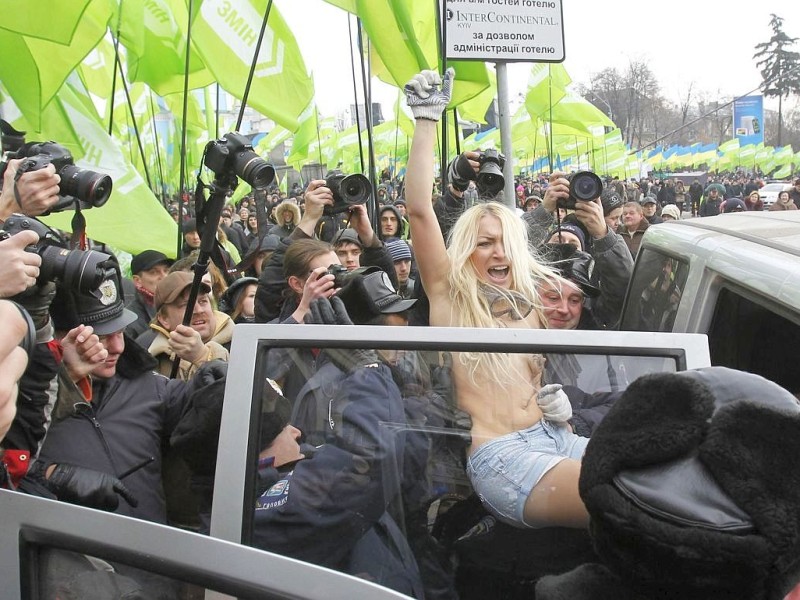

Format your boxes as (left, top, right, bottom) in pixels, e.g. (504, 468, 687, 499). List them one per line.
(404, 69, 589, 529)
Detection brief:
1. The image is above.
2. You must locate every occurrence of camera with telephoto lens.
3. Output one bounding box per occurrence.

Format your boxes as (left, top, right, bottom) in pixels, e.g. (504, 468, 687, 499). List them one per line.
(0, 214, 118, 294)
(324, 170, 372, 215)
(561, 171, 604, 210)
(476, 149, 506, 196)
(204, 132, 275, 188)
(1, 120, 112, 212)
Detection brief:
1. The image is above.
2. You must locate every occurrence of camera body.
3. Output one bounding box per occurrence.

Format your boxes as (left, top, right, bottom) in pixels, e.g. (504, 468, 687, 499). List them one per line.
(0, 214, 117, 294)
(561, 171, 604, 210)
(326, 263, 350, 288)
(324, 170, 371, 215)
(476, 149, 506, 196)
(204, 132, 275, 188)
(3, 139, 113, 212)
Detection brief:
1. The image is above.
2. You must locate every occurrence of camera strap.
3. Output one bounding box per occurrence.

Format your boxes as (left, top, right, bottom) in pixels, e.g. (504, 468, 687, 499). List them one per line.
(70, 204, 87, 250)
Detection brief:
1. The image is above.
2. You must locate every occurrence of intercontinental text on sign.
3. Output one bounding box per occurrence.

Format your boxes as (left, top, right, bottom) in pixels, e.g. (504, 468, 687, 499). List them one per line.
(445, 0, 565, 62)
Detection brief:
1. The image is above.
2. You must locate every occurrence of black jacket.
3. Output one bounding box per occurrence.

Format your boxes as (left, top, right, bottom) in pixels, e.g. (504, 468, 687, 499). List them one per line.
(254, 227, 397, 324)
(251, 364, 424, 598)
(36, 336, 191, 523)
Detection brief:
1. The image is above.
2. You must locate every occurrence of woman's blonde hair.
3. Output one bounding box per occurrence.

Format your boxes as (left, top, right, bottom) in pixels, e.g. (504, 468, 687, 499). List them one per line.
(446, 202, 557, 385)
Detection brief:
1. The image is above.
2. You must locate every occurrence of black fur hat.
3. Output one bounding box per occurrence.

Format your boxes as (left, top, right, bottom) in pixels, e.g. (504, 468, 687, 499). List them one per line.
(537, 367, 800, 600)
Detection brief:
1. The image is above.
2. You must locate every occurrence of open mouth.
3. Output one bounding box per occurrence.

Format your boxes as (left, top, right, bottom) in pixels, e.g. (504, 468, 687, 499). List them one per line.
(487, 266, 509, 283)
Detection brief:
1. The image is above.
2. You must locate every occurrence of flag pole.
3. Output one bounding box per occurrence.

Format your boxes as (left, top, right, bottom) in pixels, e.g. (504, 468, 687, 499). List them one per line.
(148, 92, 167, 206)
(177, 0, 194, 258)
(107, 1, 124, 136)
(357, 19, 378, 228)
(235, 0, 274, 130)
(119, 72, 153, 191)
(434, 0, 448, 191)
(347, 14, 365, 173)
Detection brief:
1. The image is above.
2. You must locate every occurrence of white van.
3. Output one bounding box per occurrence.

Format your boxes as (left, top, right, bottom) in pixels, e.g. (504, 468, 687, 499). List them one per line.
(620, 210, 800, 397)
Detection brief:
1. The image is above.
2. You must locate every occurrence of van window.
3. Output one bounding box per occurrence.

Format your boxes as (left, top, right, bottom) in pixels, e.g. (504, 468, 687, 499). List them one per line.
(621, 248, 691, 332)
(240, 337, 689, 598)
(708, 288, 800, 396)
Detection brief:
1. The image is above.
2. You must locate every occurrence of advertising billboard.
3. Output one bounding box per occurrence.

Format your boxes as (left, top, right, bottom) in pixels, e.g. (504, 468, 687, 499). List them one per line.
(732, 95, 764, 146)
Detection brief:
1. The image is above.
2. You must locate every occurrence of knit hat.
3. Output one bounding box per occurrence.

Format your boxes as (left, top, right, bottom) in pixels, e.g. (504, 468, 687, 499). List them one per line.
(600, 188, 623, 215)
(331, 228, 363, 248)
(385, 239, 412, 262)
(660, 204, 681, 220)
(547, 223, 586, 250)
(722, 198, 747, 213)
(218, 276, 258, 315)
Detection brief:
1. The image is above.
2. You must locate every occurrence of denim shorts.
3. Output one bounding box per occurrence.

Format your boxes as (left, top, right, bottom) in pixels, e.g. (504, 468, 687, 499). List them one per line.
(466, 420, 589, 528)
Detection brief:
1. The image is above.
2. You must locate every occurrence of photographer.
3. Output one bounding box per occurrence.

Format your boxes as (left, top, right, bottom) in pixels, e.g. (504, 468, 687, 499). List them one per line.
(254, 179, 395, 324)
(0, 158, 61, 222)
(528, 175, 633, 329)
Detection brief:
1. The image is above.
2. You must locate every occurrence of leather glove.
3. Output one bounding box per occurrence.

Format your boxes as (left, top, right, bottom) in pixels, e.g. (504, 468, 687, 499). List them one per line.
(404, 68, 455, 122)
(536, 383, 573, 423)
(447, 153, 476, 192)
(13, 281, 56, 332)
(46, 463, 139, 511)
(303, 296, 379, 372)
(187, 359, 228, 395)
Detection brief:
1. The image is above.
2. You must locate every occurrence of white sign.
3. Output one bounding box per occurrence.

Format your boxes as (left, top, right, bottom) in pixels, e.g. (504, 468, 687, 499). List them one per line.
(445, 0, 565, 62)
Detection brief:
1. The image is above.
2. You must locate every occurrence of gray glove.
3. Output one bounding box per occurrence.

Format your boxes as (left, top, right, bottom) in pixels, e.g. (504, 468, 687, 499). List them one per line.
(404, 68, 455, 122)
(536, 383, 573, 423)
(304, 296, 379, 372)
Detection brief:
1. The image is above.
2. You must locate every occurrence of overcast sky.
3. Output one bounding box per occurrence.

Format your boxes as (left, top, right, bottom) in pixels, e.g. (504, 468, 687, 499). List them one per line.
(277, 0, 799, 120)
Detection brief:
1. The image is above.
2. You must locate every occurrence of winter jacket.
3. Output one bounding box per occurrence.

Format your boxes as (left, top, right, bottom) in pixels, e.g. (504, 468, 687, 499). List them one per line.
(146, 310, 234, 381)
(252, 364, 424, 598)
(617, 219, 650, 260)
(36, 336, 192, 523)
(125, 287, 156, 341)
(254, 226, 397, 324)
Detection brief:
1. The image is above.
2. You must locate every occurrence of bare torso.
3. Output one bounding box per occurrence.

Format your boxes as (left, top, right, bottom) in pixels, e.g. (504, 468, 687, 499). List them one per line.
(429, 294, 545, 454)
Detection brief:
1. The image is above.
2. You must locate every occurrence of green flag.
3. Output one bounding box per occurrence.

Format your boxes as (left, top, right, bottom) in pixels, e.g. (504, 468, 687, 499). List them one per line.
(351, 0, 491, 108)
(0, 0, 114, 128)
(117, 0, 213, 96)
(6, 76, 178, 256)
(191, 0, 314, 131)
(525, 64, 572, 118)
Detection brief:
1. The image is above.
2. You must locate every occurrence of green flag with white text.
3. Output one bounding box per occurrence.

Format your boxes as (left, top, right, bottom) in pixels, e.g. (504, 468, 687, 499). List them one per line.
(191, 0, 314, 132)
(4, 76, 177, 256)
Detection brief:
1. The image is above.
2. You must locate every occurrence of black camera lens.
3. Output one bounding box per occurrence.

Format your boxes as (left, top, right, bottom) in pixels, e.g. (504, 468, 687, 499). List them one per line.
(569, 171, 603, 202)
(38, 246, 115, 294)
(59, 164, 113, 207)
(324, 171, 371, 215)
(234, 150, 275, 188)
(339, 174, 371, 205)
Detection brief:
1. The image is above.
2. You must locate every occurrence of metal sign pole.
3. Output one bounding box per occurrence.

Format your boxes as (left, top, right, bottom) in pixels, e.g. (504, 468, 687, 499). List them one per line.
(496, 62, 515, 209)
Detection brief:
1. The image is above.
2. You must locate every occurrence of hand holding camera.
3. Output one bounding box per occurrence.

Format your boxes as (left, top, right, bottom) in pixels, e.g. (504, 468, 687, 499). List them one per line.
(0, 158, 60, 221)
(0, 228, 41, 298)
(404, 68, 455, 122)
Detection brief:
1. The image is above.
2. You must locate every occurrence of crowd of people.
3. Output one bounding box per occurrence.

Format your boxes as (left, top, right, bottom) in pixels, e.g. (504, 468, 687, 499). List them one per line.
(1, 67, 800, 600)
